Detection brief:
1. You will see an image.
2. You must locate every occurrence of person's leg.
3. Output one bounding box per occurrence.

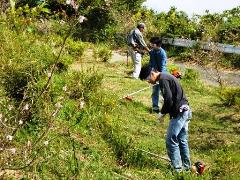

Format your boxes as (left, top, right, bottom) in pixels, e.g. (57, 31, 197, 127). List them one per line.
(152, 84, 160, 113)
(128, 47, 135, 64)
(132, 52, 142, 79)
(128, 47, 135, 73)
(166, 113, 189, 172)
(178, 110, 191, 170)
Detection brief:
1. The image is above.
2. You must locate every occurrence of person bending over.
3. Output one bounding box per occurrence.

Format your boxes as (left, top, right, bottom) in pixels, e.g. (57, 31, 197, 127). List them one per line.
(147, 70, 192, 172)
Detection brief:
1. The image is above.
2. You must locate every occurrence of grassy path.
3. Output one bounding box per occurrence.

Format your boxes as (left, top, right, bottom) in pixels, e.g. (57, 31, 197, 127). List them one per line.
(69, 51, 240, 179)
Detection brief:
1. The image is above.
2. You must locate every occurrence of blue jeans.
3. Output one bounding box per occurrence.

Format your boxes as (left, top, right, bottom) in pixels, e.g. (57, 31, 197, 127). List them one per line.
(166, 106, 192, 172)
(152, 84, 160, 111)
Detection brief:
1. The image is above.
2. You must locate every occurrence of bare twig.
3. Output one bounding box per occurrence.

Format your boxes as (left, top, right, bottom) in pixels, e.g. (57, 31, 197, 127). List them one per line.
(67, 129, 79, 177)
(10, 15, 78, 137)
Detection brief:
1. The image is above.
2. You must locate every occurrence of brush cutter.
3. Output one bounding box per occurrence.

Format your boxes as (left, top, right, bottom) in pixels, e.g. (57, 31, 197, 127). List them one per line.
(122, 83, 159, 101)
(138, 148, 205, 175)
(137, 148, 170, 162)
(192, 161, 205, 175)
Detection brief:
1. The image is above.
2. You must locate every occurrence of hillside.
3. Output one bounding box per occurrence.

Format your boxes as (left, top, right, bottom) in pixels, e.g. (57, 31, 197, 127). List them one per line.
(0, 1, 240, 179)
(1, 43, 240, 178)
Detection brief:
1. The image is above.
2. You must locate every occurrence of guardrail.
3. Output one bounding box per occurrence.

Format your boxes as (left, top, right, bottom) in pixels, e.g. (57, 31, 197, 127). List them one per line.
(162, 38, 240, 55)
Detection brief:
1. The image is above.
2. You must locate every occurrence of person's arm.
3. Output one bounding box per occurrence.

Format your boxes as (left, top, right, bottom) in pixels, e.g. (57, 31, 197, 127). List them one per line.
(159, 80, 173, 114)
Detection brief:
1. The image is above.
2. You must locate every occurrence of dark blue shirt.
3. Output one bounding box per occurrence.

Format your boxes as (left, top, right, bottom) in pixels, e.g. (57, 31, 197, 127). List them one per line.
(149, 48, 167, 72)
(158, 73, 188, 118)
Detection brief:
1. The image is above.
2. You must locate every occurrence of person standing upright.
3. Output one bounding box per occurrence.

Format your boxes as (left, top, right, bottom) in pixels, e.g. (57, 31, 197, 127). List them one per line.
(127, 23, 150, 79)
(149, 37, 168, 113)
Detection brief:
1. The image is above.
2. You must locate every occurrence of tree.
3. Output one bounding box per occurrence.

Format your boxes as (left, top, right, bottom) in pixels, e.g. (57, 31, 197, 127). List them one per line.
(0, 0, 10, 13)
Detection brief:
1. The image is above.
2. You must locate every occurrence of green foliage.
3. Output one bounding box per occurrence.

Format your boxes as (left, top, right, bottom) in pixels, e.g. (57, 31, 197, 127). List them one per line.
(93, 44, 113, 62)
(224, 54, 240, 68)
(66, 70, 103, 101)
(0, 68, 30, 100)
(220, 87, 240, 106)
(217, 7, 240, 45)
(183, 68, 199, 81)
(66, 38, 86, 58)
(78, 3, 116, 42)
(162, 7, 198, 39)
(0, 17, 107, 176)
(120, 0, 147, 12)
(0, 21, 53, 100)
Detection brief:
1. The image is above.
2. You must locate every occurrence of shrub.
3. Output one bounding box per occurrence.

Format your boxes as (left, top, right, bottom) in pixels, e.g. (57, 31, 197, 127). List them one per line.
(220, 87, 240, 106)
(66, 38, 86, 59)
(183, 68, 199, 81)
(93, 44, 112, 62)
(0, 30, 53, 100)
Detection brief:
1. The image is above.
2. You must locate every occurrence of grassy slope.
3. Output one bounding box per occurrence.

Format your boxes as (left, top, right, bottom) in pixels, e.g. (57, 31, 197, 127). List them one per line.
(68, 53, 240, 179)
(1, 47, 239, 179)
(1, 15, 239, 179)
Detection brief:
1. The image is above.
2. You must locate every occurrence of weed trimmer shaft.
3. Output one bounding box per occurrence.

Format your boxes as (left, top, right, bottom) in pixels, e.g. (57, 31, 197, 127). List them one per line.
(122, 83, 158, 101)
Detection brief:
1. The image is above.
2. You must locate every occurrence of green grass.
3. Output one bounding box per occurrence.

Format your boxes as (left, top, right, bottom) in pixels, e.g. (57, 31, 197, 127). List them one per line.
(1, 48, 239, 179)
(0, 17, 239, 179)
(66, 57, 240, 179)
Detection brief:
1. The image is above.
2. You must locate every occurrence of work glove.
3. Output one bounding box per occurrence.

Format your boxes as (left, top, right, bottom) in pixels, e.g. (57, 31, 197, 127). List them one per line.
(157, 112, 165, 123)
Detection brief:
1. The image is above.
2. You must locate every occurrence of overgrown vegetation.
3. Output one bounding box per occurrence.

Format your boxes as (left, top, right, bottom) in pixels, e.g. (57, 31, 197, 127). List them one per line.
(93, 44, 112, 62)
(0, 1, 240, 179)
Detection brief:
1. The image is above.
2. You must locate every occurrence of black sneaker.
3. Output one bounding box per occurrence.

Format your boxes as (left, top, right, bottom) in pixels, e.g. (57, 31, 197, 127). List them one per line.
(152, 109, 160, 114)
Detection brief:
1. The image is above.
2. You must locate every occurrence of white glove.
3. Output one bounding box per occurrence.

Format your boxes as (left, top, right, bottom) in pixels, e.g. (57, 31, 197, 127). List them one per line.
(157, 112, 165, 123)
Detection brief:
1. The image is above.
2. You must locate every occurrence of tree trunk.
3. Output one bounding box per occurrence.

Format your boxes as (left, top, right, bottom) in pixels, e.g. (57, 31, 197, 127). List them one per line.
(0, 0, 10, 13)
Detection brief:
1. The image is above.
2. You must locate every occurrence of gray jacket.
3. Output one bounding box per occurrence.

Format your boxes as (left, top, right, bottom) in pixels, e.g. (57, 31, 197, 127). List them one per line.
(127, 28, 147, 49)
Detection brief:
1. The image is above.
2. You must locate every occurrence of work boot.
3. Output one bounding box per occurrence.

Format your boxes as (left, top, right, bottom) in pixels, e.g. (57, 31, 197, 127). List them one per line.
(152, 109, 159, 114)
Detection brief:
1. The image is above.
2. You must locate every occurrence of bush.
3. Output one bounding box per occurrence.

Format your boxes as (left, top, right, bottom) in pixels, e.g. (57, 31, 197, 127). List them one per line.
(220, 87, 240, 106)
(66, 38, 86, 58)
(66, 70, 103, 101)
(0, 67, 30, 100)
(0, 29, 53, 100)
(183, 68, 199, 81)
(93, 44, 112, 62)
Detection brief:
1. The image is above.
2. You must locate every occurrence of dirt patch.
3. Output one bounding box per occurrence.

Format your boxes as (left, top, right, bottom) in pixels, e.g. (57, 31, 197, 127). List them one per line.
(110, 51, 240, 87)
(174, 61, 240, 86)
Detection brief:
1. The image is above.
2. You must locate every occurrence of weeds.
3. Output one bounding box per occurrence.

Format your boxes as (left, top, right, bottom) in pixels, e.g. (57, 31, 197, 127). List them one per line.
(220, 87, 240, 106)
(93, 44, 113, 62)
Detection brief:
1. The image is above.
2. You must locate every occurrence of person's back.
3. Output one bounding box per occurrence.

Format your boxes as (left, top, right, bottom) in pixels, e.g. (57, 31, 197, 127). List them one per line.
(158, 73, 188, 118)
(128, 28, 143, 48)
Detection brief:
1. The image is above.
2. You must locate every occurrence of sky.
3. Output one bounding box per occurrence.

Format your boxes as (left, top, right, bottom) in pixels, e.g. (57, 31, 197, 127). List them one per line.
(142, 0, 240, 16)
